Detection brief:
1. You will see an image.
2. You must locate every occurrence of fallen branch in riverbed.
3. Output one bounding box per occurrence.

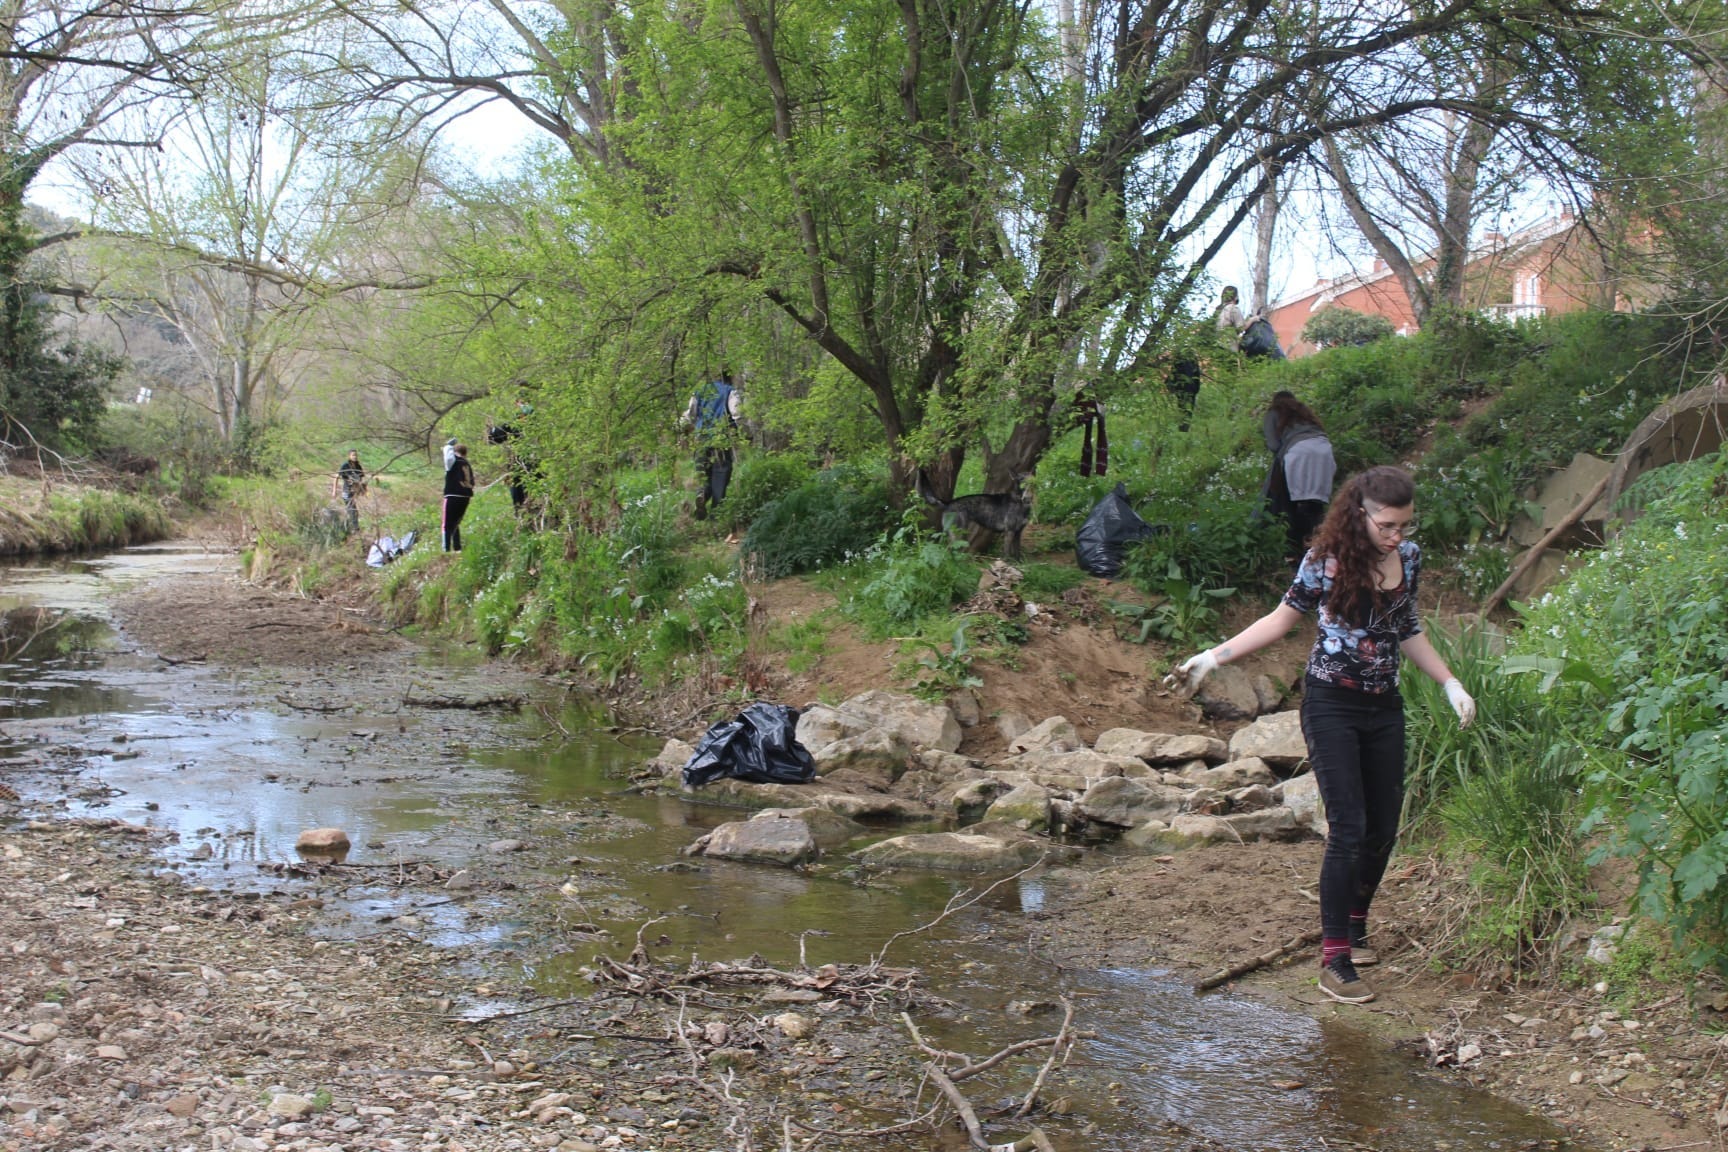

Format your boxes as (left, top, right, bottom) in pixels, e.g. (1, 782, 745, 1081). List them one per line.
(1193, 928, 1323, 993)
(901, 1010, 1075, 1151)
(588, 953, 926, 1010)
(276, 695, 348, 712)
(401, 689, 524, 710)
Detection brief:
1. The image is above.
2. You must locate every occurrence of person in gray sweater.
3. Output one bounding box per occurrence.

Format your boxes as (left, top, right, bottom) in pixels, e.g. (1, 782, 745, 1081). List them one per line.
(1262, 391, 1337, 563)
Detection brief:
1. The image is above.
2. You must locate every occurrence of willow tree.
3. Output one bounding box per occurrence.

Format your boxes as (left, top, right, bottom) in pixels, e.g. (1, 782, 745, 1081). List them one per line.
(0, 0, 304, 448)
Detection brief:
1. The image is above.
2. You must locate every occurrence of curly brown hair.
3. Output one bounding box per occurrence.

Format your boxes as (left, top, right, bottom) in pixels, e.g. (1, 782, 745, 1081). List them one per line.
(1307, 466, 1415, 628)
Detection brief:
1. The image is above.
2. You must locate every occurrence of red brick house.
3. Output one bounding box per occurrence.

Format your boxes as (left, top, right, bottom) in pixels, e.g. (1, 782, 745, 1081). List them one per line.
(1264, 211, 1632, 357)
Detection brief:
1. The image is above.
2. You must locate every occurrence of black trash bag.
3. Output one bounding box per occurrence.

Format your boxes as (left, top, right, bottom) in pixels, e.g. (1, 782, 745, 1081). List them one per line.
(1075, 482, 1161, 577)
(1239, 317, 1285, 360)
(681, 702, 816, 788)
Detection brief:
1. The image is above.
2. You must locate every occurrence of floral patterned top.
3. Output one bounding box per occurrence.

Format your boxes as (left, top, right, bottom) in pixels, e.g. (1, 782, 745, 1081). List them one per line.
(1281, 540, 1422, 695)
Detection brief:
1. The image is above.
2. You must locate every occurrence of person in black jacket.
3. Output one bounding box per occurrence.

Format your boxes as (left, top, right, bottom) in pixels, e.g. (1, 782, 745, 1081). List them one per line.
(442, 444, 475, 552)
(333, 450, 366, 532)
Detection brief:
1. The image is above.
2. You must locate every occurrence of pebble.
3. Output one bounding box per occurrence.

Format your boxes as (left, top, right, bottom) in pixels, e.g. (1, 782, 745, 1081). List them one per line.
(773, 1012, 814, 1040)
(267, 1092, 316, 1118)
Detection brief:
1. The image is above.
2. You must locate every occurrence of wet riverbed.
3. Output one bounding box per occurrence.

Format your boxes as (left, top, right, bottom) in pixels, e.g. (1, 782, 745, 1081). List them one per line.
(0, 546, 1586, 1151)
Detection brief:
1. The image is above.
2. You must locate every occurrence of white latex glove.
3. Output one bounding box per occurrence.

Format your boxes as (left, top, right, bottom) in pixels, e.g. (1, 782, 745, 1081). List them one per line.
(1165, 649, 1218, 698)
(1444, 678, 1476, 727)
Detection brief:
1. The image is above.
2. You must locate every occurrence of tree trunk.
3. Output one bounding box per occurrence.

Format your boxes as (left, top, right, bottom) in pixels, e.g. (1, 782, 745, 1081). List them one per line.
(1249, 164, 1281, 315)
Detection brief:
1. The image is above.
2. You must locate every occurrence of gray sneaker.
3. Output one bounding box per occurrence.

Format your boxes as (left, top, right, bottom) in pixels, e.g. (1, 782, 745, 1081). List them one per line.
(1350, 936, 1379, 967)
(1319, 956, 1376, 1004)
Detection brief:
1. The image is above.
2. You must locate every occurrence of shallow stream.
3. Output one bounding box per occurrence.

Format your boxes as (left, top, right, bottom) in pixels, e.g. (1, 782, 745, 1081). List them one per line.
(0, 545, 1582, 1151)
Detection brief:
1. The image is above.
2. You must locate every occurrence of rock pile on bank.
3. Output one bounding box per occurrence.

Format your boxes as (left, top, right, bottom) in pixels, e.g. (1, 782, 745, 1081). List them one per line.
(657, 690, 1326, 871)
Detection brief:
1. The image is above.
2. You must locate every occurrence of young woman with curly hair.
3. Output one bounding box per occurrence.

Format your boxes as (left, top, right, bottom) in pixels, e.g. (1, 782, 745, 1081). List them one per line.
(1172, 465, 1475, 1004)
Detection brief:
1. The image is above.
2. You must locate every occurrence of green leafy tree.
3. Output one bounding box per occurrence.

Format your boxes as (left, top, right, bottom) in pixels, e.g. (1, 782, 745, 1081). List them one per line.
(446, 0, 1650, 502)
(1301, 306, 1396, 349)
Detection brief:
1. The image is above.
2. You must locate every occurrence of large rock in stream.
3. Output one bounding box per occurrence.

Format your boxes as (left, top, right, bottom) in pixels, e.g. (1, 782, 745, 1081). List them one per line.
(1194, 665, 1261, 721)
(983, 783, 1052, 831)
(812, 729, 914, 780)
(687, 808, 864, 865)
(688, 819, 816, 865)
(1002, 748, 1151, 790)
(1158, 807, 1303, 844)
(687, 777, 937, 822)
(852, 824, 1078, 872)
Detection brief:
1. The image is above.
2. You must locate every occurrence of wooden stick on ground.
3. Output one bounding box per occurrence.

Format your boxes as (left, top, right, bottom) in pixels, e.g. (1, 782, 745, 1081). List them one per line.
(1014, 998, 1075, 1118)
(1481, 470, 1611, 615)
(1193, 929, 1323, 993)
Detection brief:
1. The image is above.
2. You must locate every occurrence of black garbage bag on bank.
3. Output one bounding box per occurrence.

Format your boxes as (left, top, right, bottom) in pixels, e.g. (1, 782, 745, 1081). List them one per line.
(1075, 482, 1161, 577)
(681, 702, 816, 788)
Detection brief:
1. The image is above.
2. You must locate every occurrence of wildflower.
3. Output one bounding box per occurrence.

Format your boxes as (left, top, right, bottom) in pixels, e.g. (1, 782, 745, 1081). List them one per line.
(1676, 522, 1688, 541)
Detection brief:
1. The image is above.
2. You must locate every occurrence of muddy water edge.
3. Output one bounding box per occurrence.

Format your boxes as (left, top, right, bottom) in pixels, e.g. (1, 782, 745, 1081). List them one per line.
(0, 547, 1587, 1152)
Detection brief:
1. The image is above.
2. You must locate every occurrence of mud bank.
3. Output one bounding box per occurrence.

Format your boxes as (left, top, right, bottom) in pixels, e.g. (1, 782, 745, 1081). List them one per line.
(0, 475, 171, 558)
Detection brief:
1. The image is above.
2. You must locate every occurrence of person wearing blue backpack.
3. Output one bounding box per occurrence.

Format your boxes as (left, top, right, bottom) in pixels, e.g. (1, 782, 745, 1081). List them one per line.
(682, 370, 743, 521)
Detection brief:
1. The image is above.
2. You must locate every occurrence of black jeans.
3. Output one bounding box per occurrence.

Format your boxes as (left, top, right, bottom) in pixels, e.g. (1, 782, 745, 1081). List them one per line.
(695, 446, 734, 518)
(442, 494, 470, 552)
(1300, 679, 1406, 940)
(1287, 499, 1327, 561)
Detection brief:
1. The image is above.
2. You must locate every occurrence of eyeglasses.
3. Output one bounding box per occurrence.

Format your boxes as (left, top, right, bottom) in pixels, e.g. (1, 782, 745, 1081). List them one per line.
(1362, 505, 1417, 538)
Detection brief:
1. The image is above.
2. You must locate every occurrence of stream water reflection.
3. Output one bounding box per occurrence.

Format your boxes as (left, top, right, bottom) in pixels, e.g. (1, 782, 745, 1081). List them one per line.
(0, 545, 1585, 1151)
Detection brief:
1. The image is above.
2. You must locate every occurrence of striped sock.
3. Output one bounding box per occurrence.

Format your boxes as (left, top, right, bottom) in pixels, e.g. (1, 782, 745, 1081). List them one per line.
(1321, 937, 1351, 967)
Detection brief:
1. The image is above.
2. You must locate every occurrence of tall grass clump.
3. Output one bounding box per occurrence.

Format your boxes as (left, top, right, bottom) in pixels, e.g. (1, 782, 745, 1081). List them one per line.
(1401, 622, 1593, 972)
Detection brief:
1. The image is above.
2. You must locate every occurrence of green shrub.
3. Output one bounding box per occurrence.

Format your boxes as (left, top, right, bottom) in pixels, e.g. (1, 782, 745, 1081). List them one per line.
(1121, 453, 1284, 590)
(719, 453, 815, 532)
(741, 466, 896, 578)
(1427, 310, 1690, 476)
(1514, 452, 1728, 973)
(1301, 305, 1396, 349)
(849, 526, 980, 637)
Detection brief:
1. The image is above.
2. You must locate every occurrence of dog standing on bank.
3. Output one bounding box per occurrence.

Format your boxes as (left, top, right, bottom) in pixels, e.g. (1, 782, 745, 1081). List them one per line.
(915, 471, 1034, 560)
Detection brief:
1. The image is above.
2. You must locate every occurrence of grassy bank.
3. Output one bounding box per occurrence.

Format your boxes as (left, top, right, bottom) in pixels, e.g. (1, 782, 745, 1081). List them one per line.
(0, 476, 172, 557)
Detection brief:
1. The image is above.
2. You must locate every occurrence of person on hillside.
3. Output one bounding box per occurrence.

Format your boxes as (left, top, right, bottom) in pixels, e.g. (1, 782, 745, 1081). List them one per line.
(1071, 383, 1108, 478)
(1170, 465, 1475, 1006)
(1216, 285, 1248, 348)
(1262, 391, 1337, 564)
(333, 450, 367, 532)
(442, 443, 475, 553)
(487, 397, 536, 513)
(682, 370, 743, 522)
